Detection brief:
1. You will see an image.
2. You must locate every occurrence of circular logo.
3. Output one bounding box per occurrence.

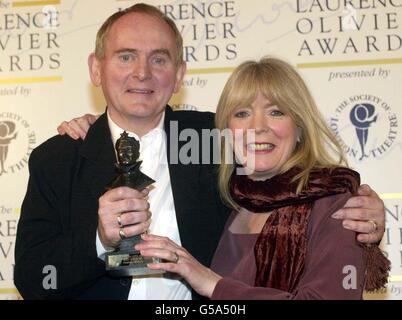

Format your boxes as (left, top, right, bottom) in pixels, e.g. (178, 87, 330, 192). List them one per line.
(330, 94, 398, 161)
(0, 112, 36, 176)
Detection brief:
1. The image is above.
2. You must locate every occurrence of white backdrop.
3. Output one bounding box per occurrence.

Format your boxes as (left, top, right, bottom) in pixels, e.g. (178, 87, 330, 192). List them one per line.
(0, 0, 401, 299)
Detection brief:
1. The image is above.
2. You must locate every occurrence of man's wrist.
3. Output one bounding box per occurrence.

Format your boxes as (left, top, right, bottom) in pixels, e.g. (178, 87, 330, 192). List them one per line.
(96, 230, 114, 260)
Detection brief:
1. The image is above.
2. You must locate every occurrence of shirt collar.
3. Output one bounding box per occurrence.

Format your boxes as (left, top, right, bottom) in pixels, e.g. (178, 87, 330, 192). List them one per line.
(107, 111, 165, 147)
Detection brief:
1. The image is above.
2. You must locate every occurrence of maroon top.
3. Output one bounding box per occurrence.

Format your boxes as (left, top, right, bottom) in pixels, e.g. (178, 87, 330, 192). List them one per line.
(211, 193, 366, 300)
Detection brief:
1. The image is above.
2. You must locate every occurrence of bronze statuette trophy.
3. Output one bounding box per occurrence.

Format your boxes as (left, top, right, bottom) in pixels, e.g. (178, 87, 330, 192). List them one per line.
(105, 131, 165, 277)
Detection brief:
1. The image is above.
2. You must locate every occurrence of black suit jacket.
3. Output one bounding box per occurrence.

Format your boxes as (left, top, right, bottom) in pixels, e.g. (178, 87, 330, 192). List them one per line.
(14, 107, 230, 299)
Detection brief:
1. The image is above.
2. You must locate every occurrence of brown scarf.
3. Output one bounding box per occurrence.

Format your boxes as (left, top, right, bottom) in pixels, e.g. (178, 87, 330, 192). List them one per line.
(230, 167, 390, 292)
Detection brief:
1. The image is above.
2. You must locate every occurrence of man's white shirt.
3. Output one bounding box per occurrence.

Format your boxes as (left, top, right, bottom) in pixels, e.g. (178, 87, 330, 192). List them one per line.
(95, 111, 191, 300)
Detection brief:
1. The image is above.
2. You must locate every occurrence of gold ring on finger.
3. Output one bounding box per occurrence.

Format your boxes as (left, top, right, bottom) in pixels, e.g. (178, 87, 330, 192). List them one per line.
(119, 228, 126, 240)
(368, 220, 378, 233)
(173, 252, 179, 263)
(117, 214, 122, 227)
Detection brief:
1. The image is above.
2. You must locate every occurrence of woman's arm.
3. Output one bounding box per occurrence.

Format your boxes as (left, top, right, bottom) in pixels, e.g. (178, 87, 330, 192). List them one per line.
(57, 114, 99, 139)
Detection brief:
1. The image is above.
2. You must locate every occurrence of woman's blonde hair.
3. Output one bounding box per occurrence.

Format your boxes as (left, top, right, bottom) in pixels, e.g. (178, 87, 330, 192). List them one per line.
(215, 57, 348, 209)
(94, 3, 183, 66)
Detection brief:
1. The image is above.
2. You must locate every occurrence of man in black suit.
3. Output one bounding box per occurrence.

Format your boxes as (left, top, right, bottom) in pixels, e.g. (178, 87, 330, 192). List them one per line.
(15, 4, 385, 299)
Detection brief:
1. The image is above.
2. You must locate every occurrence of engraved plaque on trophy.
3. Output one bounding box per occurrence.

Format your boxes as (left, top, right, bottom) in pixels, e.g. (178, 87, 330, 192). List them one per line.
(105, 131, 165, 277)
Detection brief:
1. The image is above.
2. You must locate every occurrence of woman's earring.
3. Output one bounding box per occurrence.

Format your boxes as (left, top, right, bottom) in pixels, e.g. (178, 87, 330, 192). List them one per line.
(296, 127, 302, 142)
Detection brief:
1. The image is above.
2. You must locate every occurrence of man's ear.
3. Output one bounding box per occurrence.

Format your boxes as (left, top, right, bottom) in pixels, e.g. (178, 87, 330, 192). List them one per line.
(88, 53, 102, 86)
(173, 62, 187, 93)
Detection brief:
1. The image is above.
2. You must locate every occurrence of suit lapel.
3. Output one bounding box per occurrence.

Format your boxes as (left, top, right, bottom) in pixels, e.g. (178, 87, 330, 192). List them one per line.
(165, 107, 200, 248)
(80, 113, 117, 200)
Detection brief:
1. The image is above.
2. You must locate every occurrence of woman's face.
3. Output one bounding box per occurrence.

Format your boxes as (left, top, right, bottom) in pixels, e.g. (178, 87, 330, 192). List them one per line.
(228, 91, 299, 180)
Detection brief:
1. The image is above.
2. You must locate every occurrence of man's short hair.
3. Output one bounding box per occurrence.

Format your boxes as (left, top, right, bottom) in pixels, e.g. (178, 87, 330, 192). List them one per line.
(94, 3, 183, 65)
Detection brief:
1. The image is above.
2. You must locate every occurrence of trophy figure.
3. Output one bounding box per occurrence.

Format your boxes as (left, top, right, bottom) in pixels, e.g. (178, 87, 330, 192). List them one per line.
(105, 131, 165, 277)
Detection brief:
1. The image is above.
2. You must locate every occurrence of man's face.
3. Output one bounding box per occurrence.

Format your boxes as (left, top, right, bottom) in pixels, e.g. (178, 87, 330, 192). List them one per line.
(117, 145, 137, 165)
(89, 12, 186, 134)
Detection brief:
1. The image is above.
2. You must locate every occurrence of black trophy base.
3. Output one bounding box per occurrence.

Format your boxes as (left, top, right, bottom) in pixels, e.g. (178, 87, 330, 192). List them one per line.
(105, 250, 166, 277)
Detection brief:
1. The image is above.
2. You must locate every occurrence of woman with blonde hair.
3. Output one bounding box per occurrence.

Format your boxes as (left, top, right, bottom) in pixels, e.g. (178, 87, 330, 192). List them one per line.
(136, 57, 389, 299)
